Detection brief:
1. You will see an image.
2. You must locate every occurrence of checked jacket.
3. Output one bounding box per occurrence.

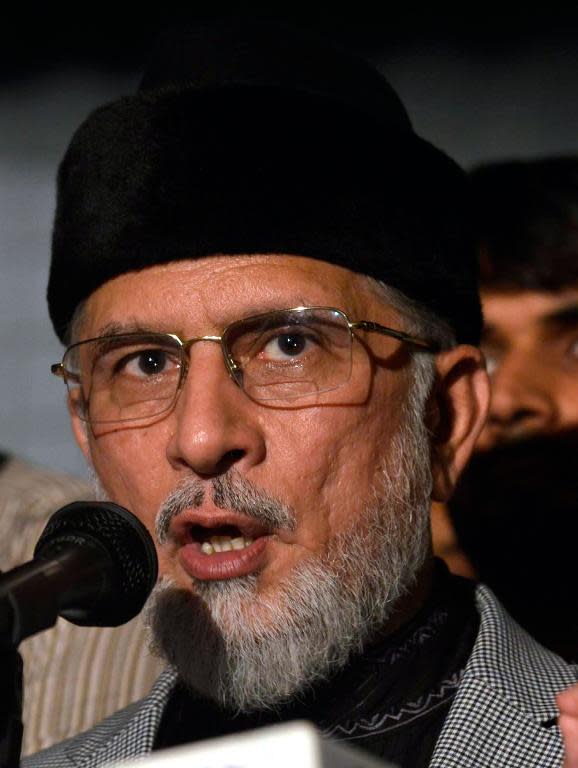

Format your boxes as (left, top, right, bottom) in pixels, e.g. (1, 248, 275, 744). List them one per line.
(24, 585, 578, 768)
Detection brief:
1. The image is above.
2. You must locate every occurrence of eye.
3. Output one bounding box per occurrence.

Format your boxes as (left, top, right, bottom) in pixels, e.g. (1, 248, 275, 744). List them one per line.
(261, 332, 310, 361)
(116, 349, 177, 378)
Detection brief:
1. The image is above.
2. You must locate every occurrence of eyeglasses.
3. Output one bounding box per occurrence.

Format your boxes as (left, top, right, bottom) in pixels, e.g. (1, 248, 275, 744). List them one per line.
(51, 306, 437, 426)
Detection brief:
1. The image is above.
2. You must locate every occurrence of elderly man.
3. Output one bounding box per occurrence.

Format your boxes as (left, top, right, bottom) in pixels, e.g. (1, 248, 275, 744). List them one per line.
(24, 23, 576, 768)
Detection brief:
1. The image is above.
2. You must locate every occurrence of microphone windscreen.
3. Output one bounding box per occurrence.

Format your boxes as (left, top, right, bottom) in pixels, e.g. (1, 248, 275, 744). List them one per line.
(34, 501, 158, 626)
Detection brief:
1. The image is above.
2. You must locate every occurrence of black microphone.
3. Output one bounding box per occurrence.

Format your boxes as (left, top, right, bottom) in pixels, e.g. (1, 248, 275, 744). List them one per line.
(0, 501, 158, 647)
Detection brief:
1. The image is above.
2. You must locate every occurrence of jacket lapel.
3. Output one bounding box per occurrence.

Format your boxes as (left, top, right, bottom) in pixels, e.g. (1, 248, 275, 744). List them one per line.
(430, 585, 576, 767)
(430, 675, 562, 767)
(66, 668, 178, 768)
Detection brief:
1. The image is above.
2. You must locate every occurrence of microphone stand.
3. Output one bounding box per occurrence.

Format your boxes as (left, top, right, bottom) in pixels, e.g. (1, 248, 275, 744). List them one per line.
(0, 547, 107, 768)
(0, 599, 23, 768)
(0, 500, 157, 768)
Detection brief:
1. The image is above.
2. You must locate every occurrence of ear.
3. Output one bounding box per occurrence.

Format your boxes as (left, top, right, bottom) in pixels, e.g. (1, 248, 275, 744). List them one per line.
(428, 345, 490, 503)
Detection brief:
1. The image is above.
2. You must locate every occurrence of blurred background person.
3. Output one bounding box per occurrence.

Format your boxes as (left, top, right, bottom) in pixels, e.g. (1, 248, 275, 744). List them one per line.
(474, 156, 578, 452)
(433, 156, 578, 660)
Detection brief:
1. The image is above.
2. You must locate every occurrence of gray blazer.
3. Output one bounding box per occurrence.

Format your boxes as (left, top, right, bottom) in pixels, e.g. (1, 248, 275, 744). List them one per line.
(24, 586, 577, 768)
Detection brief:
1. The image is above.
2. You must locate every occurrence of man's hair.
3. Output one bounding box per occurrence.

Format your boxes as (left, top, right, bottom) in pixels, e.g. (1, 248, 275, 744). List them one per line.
(368, 279, 456, 351)
(470, 156, 578, 291)
(367, 280, 454, 416)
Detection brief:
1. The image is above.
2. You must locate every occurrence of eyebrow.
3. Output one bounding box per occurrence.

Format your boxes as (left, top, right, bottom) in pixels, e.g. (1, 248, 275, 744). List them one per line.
(93, 321, 170, 338)
(482, 302, 578, 344)
(540, 303, 578, 329)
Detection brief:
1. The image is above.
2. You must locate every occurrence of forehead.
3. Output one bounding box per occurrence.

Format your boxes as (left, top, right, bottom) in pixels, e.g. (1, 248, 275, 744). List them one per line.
(482, 286, 578, 337)
(81, 254, 394, 336)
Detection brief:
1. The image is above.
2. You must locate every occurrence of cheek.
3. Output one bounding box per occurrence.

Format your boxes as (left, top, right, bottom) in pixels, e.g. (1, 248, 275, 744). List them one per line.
(263, 392, 404, 540)
(88, 425, 172, 533)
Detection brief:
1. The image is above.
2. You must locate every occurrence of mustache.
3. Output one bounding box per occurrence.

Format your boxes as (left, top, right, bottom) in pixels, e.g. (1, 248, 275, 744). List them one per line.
(155, 471, 297, 544)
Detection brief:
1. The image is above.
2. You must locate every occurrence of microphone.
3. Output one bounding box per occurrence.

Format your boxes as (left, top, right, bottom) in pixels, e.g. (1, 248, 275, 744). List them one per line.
(0, 501, 158, 647)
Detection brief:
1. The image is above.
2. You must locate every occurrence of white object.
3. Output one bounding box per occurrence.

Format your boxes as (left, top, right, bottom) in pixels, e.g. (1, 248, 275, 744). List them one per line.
(110, 720, 395, 768)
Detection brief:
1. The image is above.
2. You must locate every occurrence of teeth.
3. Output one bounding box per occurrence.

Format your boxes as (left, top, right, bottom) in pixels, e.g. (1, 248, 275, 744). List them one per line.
(200, 535, 255, 556)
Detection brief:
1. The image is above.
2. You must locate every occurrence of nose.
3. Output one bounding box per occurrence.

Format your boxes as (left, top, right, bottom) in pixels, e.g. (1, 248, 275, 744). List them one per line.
(166, 343, 266, 477)
(483, 353, 557, 446)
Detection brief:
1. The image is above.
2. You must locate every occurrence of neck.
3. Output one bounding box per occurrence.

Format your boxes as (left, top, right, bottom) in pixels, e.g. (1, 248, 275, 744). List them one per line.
(373, 554, 436, 640)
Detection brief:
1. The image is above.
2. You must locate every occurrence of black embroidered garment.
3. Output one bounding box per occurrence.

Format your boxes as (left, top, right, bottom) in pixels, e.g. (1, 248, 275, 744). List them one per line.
(154, 561, 479, 768)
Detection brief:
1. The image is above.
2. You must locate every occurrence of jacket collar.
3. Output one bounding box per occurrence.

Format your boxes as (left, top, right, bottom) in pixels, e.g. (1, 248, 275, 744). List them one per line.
(65, 668, 178, 768)
(431, 585, 577, 767)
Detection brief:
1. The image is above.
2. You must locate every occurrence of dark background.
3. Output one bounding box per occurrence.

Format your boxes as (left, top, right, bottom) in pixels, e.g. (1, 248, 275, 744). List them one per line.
(2, 8, 578, 476)
(4, 7, 578, 81)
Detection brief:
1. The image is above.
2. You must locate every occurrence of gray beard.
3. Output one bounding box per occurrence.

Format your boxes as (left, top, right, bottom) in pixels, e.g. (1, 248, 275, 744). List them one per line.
(141, 393, 433, 713)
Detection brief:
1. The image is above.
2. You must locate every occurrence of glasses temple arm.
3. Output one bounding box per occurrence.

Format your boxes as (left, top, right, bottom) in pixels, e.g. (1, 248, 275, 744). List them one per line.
(50, 363, 81, 382)
(350, 321, 439, 352)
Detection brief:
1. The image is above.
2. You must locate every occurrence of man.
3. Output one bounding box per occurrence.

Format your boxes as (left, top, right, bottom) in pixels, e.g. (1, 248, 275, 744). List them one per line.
(438, 158, 578, 658)
(473, 157, 578, 452)
(24, 24, 577, 768)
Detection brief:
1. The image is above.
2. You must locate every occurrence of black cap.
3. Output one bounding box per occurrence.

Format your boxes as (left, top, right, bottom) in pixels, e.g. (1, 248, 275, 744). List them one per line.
(49, 22, 481, 344)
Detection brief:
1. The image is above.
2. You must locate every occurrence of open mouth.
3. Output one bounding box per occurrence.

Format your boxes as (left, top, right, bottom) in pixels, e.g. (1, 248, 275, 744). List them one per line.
(171, 512, 273, 580)
(188, 524, 255, 555)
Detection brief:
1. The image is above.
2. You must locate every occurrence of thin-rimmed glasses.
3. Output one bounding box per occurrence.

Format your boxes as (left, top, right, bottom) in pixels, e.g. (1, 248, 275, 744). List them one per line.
(51, 306, 437, 426)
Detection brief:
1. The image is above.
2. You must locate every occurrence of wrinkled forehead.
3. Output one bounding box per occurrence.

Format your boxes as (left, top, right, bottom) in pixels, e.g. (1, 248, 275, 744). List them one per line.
(79, 254, 396, 339)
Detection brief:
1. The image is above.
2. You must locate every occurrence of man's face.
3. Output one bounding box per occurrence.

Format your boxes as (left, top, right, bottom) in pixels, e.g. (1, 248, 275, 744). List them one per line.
(477, 286, 578, 451)
(69, 253, 489, 708)
(73, 255, 419, 599)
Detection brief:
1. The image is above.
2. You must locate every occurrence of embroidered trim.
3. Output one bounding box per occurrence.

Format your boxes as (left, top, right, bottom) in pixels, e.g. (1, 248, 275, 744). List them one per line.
(323, 669, 463, 739)
(375, 609, 449, 668)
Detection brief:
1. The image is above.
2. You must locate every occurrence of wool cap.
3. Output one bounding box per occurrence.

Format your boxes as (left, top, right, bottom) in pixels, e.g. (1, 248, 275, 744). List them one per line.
(48, 22, 482, 344)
